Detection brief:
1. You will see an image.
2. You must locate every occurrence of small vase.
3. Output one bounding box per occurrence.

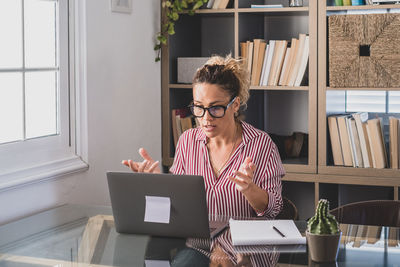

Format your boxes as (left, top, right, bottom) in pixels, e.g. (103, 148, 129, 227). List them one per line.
(289, 0, 303, 7)
(306, 231, 342, 262)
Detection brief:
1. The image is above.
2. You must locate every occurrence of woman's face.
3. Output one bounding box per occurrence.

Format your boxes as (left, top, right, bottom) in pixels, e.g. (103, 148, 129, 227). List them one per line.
(192, 83, 240, 139)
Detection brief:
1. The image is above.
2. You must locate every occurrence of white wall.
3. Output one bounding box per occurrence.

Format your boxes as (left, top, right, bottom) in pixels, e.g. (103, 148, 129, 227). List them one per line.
(0, 0, 161, 224)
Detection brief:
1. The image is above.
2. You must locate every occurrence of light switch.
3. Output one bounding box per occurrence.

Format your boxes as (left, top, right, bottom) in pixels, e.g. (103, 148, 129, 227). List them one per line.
(110, 0, 132, 13)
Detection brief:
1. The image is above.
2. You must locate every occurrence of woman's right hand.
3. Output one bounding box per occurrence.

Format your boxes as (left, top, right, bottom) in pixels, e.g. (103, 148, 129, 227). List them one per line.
(122, 148, 161, 173)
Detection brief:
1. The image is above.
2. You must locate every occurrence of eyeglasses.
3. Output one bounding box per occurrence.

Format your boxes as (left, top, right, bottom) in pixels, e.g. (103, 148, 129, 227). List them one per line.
(189, 97, 237, 118)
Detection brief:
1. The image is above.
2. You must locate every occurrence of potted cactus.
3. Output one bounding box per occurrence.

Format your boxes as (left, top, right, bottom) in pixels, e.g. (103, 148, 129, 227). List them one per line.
(306, 199, 342, 262)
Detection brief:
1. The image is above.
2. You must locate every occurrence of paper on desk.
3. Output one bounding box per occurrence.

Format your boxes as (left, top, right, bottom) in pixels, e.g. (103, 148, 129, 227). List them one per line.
(144, 196, 170, 224)
(229, 219, 306, 246)
(145, 260, 171, 267)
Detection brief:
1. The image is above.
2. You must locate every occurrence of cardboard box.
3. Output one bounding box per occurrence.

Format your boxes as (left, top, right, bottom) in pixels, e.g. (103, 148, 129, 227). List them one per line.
(177, 57, 209, 84)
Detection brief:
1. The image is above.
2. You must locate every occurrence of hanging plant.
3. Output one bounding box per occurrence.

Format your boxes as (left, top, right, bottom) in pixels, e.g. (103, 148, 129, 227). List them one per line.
(154, 0, 209, 62)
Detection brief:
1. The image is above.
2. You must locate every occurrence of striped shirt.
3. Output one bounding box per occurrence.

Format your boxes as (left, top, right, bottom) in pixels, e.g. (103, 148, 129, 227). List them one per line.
(170, 121, 285, 219)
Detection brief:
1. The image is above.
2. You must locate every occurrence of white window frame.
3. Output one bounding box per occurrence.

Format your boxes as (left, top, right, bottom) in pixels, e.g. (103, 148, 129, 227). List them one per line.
(0, 0, 88, 192)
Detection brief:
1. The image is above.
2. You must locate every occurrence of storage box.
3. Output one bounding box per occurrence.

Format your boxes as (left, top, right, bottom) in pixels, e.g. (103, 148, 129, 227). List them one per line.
(177, 57, 209, 84)
(329, 14, 400, 88)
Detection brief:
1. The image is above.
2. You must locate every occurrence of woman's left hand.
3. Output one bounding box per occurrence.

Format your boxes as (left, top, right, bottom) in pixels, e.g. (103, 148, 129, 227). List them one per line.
(228, 157, 256, 192)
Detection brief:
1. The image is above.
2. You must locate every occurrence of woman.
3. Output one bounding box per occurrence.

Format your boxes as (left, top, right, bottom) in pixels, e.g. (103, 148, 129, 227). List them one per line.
(123, 55, 285, 219)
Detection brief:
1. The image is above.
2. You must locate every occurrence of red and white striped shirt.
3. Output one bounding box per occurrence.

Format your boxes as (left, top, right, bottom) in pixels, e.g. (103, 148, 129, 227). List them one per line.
(170, 121, 285, 219)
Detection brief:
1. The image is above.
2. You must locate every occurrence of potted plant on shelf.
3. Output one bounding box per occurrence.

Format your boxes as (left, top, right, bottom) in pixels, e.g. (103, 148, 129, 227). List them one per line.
(306, 199, 342, 262)
(155, 0, 209, 62)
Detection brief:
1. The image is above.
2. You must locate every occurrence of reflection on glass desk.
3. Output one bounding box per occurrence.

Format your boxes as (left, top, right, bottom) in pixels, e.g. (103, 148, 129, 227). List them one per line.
(0, 204, 399, 267)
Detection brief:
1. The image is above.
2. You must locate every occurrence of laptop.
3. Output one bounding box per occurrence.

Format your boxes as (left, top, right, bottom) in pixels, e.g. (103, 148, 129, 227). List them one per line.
(106, 172, 228, 238)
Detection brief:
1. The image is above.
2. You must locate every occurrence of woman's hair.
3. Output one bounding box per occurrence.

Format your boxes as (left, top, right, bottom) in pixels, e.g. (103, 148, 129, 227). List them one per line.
(192, 55, 250, 108)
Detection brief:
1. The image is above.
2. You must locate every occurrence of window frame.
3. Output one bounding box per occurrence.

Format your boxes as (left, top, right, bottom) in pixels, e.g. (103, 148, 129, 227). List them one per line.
(0, 0, 88, 191)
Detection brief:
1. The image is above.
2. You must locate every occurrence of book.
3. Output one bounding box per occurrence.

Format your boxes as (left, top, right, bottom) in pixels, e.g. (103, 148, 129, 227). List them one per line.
(343, 0, 352, 5)
(268, 40, 288, 86)
(212, 0, 221, 9)
(259, 44, 270, 86)
(255, 40, 267, 86)
(251, 39, 263, 85)
(229, 219, 306, 246)
(362, 121, 374, 168)
(294, 35, 309, 86)
(207, 0, 215, 8)
(366, 226, 382, 244)
(389, 117, 399, 169)
(337, 115, 354, 167)
(283, 37, 299, 86)
(261, 40, 275, 86)
(251, 4, 283, 8)
(287, 33, 306, 86)
(346, 117, 357, 167)
(352, 112, 371, 168)
(180, 116, 193, 133)
(240, 42, 248, 69)
(367, 118, 387, 169)
(328, 115, 344, 166)
(171, 109, 179, 147)
(350, 118, 364, 167)
(278, 47, 291, 86)
(218, 0, 230, 9)
(247, 41, 254, 76)
(353, 225, 368, 248)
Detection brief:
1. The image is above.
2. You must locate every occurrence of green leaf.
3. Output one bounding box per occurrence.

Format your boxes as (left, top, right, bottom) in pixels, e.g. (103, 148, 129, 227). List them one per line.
(168, 23, 175, 35)
(155, 57, 161, 62)
(160, 35, 167, 44)
(165, 1, 172, 7)
(154, 44, 161, 50)
(188, 10, 194, 15)
(171, 12, 179, 21)
(193, 0, 203, 10)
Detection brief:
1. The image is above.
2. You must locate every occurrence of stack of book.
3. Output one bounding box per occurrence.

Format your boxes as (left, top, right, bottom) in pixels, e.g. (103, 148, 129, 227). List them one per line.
(206, 0, 230, 9)
(240, 33, 309, 87)
(171, 108, 199, 147)
(327, 113, 400, 169)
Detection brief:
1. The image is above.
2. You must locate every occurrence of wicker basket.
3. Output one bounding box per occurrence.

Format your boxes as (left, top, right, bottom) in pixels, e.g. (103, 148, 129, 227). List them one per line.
(329, 13, 400, 88)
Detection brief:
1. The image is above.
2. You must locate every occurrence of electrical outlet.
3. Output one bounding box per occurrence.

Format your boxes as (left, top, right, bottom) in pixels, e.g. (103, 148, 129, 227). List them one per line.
(110, 0, 132, 13)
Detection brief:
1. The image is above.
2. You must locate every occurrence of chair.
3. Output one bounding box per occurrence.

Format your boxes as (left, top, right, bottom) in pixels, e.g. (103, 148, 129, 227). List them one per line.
(330, 200, 400, 227)
(276, 197, 298, 220)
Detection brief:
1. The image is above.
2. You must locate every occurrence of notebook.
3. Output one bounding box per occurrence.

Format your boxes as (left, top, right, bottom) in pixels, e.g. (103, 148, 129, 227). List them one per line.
(229, 219, 306, 246)
(107, 172, 228, 238)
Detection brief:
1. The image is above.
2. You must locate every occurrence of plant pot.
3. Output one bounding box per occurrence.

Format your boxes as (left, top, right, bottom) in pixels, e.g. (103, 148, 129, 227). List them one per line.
(306, 231, 342, 263)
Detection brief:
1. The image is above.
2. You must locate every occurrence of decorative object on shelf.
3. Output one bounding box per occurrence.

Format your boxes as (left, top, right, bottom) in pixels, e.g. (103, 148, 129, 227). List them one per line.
(372, 0, 400, 4)
(306, 199, 341, 263)
(352, 0, 364, 5)
(329, 13, 400, 87)
(155, 0, 209, 62)
(289, 0, 303, 7)
(177, 57, 209, 83)
(335, 0, 344, 6)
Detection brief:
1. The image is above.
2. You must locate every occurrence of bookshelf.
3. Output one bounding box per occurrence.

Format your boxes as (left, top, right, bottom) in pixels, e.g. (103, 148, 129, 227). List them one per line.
(160, 0, 398, 218)
(161, 0, 318, 219)
(318, 1, 400, 208)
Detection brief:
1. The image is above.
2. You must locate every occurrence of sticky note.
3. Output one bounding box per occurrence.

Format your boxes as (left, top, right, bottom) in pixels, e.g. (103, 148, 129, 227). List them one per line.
(144, 196, 171, 224)
(145, 260, 171, 267)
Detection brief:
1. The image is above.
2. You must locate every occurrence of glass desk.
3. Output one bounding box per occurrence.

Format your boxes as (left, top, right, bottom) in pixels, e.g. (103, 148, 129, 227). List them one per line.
(0, 204, 399, 267)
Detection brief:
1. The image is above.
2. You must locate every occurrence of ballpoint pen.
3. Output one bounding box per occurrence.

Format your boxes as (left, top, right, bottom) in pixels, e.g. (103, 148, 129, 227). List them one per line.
(272, 226, 286, 237)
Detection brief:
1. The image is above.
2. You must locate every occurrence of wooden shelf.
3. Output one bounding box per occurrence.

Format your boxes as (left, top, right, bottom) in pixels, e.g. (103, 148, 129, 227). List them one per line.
(318, 166, 400, 178)
(326, 4, 400, 11)
(326, 87, 400, 91)
(169, 84, 309, 91)
(238, 7, 309, 13)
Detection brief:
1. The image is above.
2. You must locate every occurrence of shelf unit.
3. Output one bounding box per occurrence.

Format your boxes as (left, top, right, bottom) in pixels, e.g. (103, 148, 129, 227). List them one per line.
(161, 0, 400, 219)
(317, 1, 400, 205)
(161, 0, 318, 178)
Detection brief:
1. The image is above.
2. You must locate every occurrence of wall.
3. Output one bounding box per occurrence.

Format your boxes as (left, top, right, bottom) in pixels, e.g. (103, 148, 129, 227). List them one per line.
(0, 0, 161, 224)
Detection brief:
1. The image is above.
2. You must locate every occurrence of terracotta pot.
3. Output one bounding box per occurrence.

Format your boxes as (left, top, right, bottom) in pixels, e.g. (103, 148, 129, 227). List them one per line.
(306, 231, 342, 262)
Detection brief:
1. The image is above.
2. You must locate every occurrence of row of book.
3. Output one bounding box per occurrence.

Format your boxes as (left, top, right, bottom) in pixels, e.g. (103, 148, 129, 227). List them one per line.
(328, 113, 400, 169)
(240, 33, 309, 87)
(206, 0, 230, 9)
(171, 108, 199, 147)
(335, 0, 370, 6)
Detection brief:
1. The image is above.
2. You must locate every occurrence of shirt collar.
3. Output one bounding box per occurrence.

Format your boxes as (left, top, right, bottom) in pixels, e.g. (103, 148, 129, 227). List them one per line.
(196, 120, 261, 145)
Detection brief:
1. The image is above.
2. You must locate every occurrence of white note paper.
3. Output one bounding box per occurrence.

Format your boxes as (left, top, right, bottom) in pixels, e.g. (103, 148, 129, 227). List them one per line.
(145, 260, 171, 267)
(144, 196, 171, 224)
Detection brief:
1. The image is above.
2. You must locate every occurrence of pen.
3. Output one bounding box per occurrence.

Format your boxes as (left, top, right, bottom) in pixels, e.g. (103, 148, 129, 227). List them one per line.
(272, 226, 285, 237)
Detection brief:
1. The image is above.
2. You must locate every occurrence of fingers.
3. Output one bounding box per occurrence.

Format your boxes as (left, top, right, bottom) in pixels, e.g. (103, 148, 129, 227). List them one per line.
(138, 160, 150, 173)
(139, 148, 154, 162)
(147, 161, 160, 173)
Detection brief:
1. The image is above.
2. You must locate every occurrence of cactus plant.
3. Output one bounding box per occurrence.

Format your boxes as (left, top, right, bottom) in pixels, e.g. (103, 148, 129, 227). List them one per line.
(307, 199, 339, 235)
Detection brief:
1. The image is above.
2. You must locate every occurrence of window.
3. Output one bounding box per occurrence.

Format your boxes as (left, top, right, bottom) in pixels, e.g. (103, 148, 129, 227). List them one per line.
(0, 0, 87, 189)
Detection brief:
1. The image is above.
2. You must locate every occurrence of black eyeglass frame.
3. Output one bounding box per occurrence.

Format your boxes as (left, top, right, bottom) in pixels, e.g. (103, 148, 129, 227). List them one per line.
(188, 97, 237, 118)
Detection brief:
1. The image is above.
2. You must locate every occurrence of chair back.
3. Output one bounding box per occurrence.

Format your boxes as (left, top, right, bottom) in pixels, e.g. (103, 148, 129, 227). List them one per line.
(330, 200, 400, 227)
(276, 197, 298, 220)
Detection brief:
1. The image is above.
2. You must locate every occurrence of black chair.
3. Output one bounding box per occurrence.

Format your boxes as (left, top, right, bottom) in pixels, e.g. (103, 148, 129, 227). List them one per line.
(276, 197, 299, 220)
(330, 200, 400, 227)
